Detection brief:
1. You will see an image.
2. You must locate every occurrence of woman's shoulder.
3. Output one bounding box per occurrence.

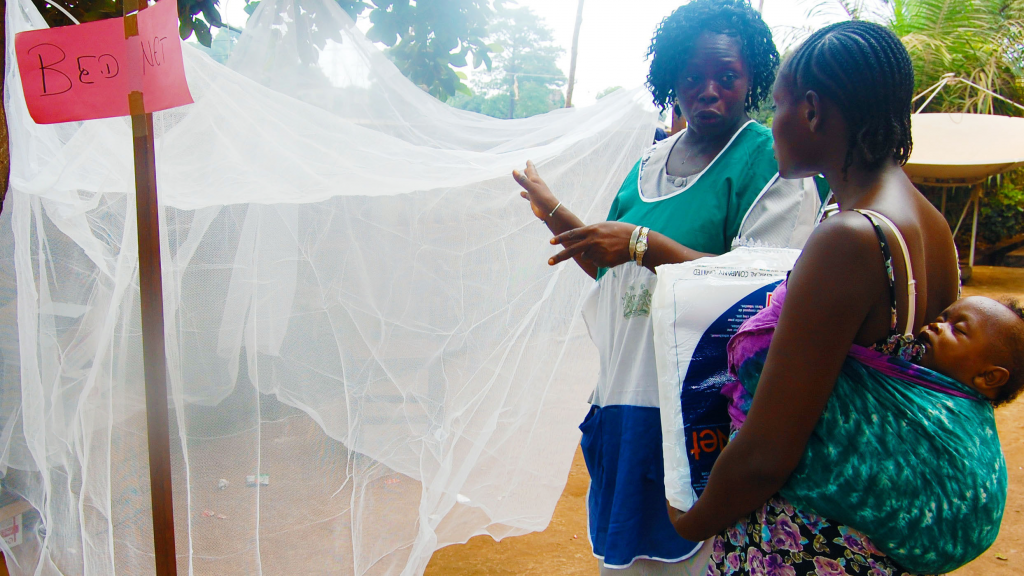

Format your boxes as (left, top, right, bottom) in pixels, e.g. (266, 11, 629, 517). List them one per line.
(743, 120, 773, 140)
(736, 121, 774, 150)
(799, 211, 887, 273)
(725, 121, 777, 180)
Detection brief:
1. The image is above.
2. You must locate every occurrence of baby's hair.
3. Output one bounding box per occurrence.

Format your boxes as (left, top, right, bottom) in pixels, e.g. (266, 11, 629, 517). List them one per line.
(780, 20, 914, 176)
(646, 0, 779, 113)
(995, 298, 1024, 407)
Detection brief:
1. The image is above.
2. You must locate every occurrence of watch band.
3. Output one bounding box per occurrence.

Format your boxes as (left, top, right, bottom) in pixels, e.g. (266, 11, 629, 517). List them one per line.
(635, 227, 650, 267)
(628, 225, 641, 261)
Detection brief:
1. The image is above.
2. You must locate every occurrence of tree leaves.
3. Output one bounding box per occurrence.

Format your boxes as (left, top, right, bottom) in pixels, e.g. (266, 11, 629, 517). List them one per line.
(176, 0, 221, 46)
(201, 0, 222, 27)
(448, 5, 566, 118)
(192, 16, 212, 45)
(791, 0, 1024, 116)
(885, 0, 1024, 115)
(28, 0, 505, 98)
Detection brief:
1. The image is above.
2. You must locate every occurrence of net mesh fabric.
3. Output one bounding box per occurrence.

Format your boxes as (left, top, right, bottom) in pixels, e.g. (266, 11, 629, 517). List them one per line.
(0, 0, 656, 573)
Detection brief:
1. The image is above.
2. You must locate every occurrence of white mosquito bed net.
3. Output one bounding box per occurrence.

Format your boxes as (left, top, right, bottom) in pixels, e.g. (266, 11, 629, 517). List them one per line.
(0, 0, 657, 573)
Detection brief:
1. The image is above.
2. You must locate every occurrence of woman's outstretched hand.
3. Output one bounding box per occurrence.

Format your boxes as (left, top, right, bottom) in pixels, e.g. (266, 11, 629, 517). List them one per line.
(512, 160, 597, 279)
(513, 160, 560, 222)
(549, 222, 635, 268)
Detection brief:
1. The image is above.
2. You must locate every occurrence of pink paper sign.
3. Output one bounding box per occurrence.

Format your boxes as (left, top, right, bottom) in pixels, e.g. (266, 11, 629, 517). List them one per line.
(15, 0, 193, 124)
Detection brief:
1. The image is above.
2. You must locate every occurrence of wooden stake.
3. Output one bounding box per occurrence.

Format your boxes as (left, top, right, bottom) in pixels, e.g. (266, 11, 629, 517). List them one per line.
(126, 1, 178, 574)
(132, 105, 178, 576)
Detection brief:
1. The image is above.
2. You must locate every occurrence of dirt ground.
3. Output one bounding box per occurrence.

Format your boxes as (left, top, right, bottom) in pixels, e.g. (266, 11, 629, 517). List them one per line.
(426, 265, 1024, 576)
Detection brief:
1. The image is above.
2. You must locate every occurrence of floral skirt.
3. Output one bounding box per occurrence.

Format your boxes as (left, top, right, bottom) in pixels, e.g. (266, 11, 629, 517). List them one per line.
(705, 495, 924, 576)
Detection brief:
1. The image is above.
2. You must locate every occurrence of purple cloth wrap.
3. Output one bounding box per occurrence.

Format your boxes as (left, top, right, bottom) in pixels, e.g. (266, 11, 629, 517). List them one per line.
(723, 281, 977, 429)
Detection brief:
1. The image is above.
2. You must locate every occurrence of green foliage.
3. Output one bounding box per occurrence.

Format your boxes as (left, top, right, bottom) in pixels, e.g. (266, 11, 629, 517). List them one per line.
(979, 177, 1024, 246)
(887, 0, 1024, 248)
(178, 0, 223, 46)
(448, 5, 566, 119)
(190, 26, 240, 64)
(31, 0, 497, 102)
(794, 0, 1024, 249)
(795, 0, 1024, 116)
(366, 0, 495, 101)
(28, 0, 232, 47)
(238, 0, 496, 101)
(922, 173, 1024, 252)
(749, 105, 775, 127)
(888, 0, 1024, 116)
(29, 0, 122, 26)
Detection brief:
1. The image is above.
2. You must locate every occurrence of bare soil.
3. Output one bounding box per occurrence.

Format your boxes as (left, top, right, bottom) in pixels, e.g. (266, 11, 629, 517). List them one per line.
(427, 266, 1024, 576)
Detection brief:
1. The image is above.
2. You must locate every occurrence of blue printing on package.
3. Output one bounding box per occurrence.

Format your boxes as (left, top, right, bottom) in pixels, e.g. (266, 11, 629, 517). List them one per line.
(678, 281, 782, 496)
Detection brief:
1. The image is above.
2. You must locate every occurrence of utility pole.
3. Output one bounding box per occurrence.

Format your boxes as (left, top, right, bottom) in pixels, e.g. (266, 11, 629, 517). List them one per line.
(508, 73, 517, 119)
(565, 0, 584, 108)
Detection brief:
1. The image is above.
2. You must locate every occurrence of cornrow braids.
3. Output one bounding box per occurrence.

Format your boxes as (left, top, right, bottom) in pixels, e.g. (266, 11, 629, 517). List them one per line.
(646, 0, 779, 113)
(782, 20, 914, 175)
(995, 298, 1024, 407)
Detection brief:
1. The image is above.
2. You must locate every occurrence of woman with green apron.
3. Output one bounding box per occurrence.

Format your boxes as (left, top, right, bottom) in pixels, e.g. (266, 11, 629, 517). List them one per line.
(513, 1, 787, 573)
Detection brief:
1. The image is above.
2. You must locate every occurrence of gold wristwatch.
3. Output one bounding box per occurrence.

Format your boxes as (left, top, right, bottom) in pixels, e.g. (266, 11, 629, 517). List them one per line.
(635, 227, 650, 267)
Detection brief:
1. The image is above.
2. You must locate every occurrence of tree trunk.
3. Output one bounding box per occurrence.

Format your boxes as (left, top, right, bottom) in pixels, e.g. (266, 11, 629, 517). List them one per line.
(507, 42, 517, 119)
(508, 74, 516, 119)
(564, 0, 584, 108)
(1, 0, 9, 211)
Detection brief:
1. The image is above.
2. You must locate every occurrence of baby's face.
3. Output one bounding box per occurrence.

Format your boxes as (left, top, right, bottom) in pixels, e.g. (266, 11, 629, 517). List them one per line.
(917, 297, 1015, 392)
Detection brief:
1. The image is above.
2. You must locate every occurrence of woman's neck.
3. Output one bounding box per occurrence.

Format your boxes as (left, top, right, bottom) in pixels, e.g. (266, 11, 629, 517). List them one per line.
(824, 159, 905, 211)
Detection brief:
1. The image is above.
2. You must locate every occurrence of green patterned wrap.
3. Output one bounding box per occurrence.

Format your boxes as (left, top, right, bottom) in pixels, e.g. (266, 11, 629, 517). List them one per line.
(733, 348, 1007, 574)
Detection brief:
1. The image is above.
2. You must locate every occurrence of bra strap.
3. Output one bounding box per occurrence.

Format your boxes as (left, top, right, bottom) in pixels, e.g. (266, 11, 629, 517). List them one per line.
(855, 209, 918, 336)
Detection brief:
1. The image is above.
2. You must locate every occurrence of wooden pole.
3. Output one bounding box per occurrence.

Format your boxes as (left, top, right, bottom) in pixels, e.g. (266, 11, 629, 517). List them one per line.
(125, 1, 178, 574)
(969, 186, 980, 269)
(564, 0, 584, 108)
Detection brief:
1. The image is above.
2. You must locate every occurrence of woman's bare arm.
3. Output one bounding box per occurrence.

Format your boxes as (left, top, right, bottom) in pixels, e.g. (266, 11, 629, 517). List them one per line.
(548, 228, 715, 273)
(515, 161, 714, 278)
(513, 161, 598, 278)
(668, 212, 886, 541)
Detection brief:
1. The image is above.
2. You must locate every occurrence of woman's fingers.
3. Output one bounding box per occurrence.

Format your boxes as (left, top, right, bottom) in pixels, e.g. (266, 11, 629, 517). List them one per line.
(525, 160, 539, 182)
(551, 228, 574, 245)
(549, 242, 590, 266)
(513, 169, 544, 199)
(512, 169, 530, 189)
(551, 226, 589, 246)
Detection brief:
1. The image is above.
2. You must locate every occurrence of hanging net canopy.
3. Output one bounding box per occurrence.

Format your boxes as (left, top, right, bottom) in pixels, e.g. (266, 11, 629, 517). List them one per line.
(0, 0, 656, 573)
(904, 113, 1024, 186)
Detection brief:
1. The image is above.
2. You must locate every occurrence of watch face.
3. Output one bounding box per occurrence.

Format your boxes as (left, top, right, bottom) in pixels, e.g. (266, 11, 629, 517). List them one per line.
(636, 240, 648, 253)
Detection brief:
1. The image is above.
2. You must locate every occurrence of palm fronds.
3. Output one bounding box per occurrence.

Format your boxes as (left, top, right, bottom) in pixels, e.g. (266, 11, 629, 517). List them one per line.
(786, 0, 1024, 116)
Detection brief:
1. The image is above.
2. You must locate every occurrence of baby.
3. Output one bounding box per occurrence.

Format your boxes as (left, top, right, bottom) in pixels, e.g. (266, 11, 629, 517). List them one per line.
(917, 296, 1024, 406)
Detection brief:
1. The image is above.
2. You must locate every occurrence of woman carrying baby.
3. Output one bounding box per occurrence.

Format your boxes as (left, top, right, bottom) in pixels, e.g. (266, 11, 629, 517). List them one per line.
(665, 21, 996, 576)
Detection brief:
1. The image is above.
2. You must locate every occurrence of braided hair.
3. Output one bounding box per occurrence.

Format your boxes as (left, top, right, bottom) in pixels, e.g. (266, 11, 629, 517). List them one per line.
(646, 0, 779, 113)
(782, 20, 914, 174)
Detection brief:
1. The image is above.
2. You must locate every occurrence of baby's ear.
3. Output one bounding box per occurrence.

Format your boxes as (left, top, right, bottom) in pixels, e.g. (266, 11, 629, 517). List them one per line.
(974, 366, 1010, 394)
